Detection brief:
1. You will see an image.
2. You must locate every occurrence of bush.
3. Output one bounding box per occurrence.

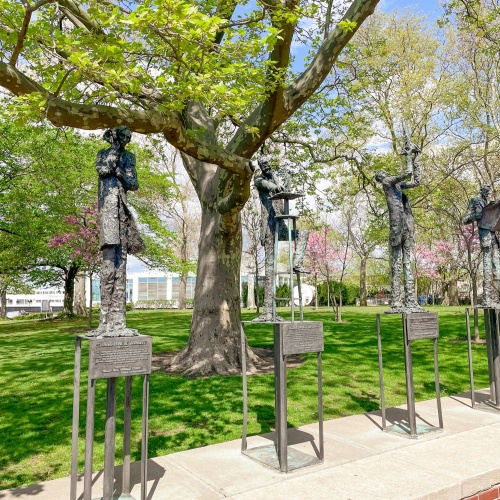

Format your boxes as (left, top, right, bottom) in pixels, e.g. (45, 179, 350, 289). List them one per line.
(134, 299, 178, 309)
(242, 283, 265, 308)
(13, 313, 45, 321)
(316, 281, 360, 306)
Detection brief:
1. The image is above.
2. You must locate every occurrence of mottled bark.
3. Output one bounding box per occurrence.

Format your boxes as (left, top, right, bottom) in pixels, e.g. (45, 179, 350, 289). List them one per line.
(74, 275, 87, 315)
(178, 273, 187, 310)
(246, 273, 256, 309)
(170, 207, 259, 375)
(359, 256, 367, 306)
(448, 279, 459, 306)
(0, 287, 6, 318)
(63, 262, 79, 315)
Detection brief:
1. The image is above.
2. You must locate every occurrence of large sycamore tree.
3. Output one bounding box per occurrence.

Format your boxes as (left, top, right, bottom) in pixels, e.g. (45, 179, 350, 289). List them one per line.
(0, 0, 380, 375)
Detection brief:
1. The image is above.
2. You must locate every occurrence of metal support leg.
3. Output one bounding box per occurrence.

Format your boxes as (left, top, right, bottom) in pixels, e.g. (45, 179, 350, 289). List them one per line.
(376, 315, 387, 430)
(494, 310, 500, 406)
(288, 216, 294, 323)
(141, 375, 150, 500)
(466, 309, 476, 408)
(70, 337, 82, 500)
(274, 325, 288, 472)
(485, 310, 496, 402)
(241, 323, 248, 452)
(402, 315, 417, 438)
(434, 338, 443, 428)
(273, 226, 279, 322)
(83, 378, 96, 500)
(103, 378, 117, 500)
(318, 352, 324, 461)
(123, 376, 132, 495)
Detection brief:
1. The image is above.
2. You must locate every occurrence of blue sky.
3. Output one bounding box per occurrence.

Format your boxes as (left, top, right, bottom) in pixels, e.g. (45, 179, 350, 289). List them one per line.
(380, 0, 443, 18)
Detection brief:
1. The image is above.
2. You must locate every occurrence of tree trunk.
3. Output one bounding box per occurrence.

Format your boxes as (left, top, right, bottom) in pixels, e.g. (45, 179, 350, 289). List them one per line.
(247, 273, 256, 309)
(171, 208, 259, 376)
(448, 278, 459, 306)
(254, 251, 260, 314)
(63, 262, 79, 315)
(0, 287, 6, 318)
(472, 272, 480, 342)
(359, 256, 367, 306)
(178, 273, 187, 310)
(442, 282, 449, 306)
(74, 275, 87, 315)
(88, 271, 93, 328)
(336, 282, 343, 322)
(326, 269, 331, 308)
(314, 274, 318, 310)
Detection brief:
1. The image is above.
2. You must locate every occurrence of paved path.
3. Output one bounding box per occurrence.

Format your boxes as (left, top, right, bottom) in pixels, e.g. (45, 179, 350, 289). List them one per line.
(2, 391, 500, 500)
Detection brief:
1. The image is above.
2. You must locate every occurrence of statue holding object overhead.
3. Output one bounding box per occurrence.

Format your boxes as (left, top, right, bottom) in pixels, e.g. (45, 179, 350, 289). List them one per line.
(375, 135, 426, 314)
(87, 126, 145, 337)
(253, 159, 309, 322)
(463, 185, 500, 308)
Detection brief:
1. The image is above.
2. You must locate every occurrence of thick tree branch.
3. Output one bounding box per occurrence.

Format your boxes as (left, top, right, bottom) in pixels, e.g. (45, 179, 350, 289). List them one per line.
(0, 62, 251, 174)
(57, 0, 106, 36)
(230, 0, 381, 158)
(9, 0, 56, 66)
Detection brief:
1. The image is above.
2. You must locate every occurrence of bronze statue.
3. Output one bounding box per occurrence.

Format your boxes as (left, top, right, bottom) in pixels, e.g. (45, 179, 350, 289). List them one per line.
(253, 159, 309, 322)
(463, 185, 500, 308)
(375, 136, 426, 314)
(87, 126, 144, 337)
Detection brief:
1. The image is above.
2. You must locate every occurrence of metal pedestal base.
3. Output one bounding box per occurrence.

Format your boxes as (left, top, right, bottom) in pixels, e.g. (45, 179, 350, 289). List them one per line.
(240, 321, 324, 473)
(473, 401, 500, 413)
(71, 336, 151, 500)
(466, 308, 500, 412)
(92, 495, 136, 500)
(384, 422, 442, 439)
(243, 444, 322, 472)
(377, 313, 443, 439)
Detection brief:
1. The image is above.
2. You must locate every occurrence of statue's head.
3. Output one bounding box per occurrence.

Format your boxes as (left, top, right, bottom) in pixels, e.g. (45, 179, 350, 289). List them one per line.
(258, 159, 272, 175)
(103, 126, 132, 146)
(116, 126, 132, 146)
(374, 170, 388, 182)
(481, 185, 491, 198)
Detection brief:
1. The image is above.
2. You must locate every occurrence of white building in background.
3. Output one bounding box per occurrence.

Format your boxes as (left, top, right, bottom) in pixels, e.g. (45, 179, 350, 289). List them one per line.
(88, 270, 197, 306)
(6, 266, 293, 317)
(5, 287, 65, 318)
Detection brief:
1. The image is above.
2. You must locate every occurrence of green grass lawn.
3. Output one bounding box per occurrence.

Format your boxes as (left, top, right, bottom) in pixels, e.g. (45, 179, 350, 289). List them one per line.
(0, 306, 488, 489)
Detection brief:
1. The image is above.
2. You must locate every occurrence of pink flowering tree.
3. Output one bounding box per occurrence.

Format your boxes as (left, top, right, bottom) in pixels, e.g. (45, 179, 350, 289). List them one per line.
(306, 227, 351, 321)
(306, 228, 338, 309)
(49, 203, 100, 323)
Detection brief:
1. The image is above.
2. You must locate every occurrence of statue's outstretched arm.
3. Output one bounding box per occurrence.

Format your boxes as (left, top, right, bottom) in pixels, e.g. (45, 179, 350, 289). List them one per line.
(401, 155, 422, 190)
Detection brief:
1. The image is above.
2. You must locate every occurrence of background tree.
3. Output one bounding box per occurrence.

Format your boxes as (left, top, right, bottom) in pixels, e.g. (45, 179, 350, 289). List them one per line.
(241, 188, 264, 312)
(49, 204, 100, 324)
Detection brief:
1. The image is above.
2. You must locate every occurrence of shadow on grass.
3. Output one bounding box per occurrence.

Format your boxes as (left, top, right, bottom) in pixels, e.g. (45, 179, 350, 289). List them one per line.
(0, 306, 492, 490)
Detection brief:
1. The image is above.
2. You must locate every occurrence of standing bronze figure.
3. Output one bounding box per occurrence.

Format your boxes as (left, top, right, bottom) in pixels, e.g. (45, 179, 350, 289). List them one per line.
(463, 185, 500, 308)
(88, 126, 145, 337)
(253, 159, 309, 322)
(375, 136, 426, 314)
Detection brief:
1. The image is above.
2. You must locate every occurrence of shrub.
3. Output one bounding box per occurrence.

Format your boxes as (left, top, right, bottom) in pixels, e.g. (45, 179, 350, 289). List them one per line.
(134, 299, 178, 309)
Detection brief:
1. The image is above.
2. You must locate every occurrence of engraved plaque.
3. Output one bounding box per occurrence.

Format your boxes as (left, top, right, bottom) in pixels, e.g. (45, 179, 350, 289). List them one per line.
(280, 321, 324, 355)
(406, 313, 439, 340)
(88, 336, 152, 379)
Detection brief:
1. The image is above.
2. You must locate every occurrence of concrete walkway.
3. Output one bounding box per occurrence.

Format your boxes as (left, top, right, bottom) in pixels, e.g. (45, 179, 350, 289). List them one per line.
(2, 390, 500, 500)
